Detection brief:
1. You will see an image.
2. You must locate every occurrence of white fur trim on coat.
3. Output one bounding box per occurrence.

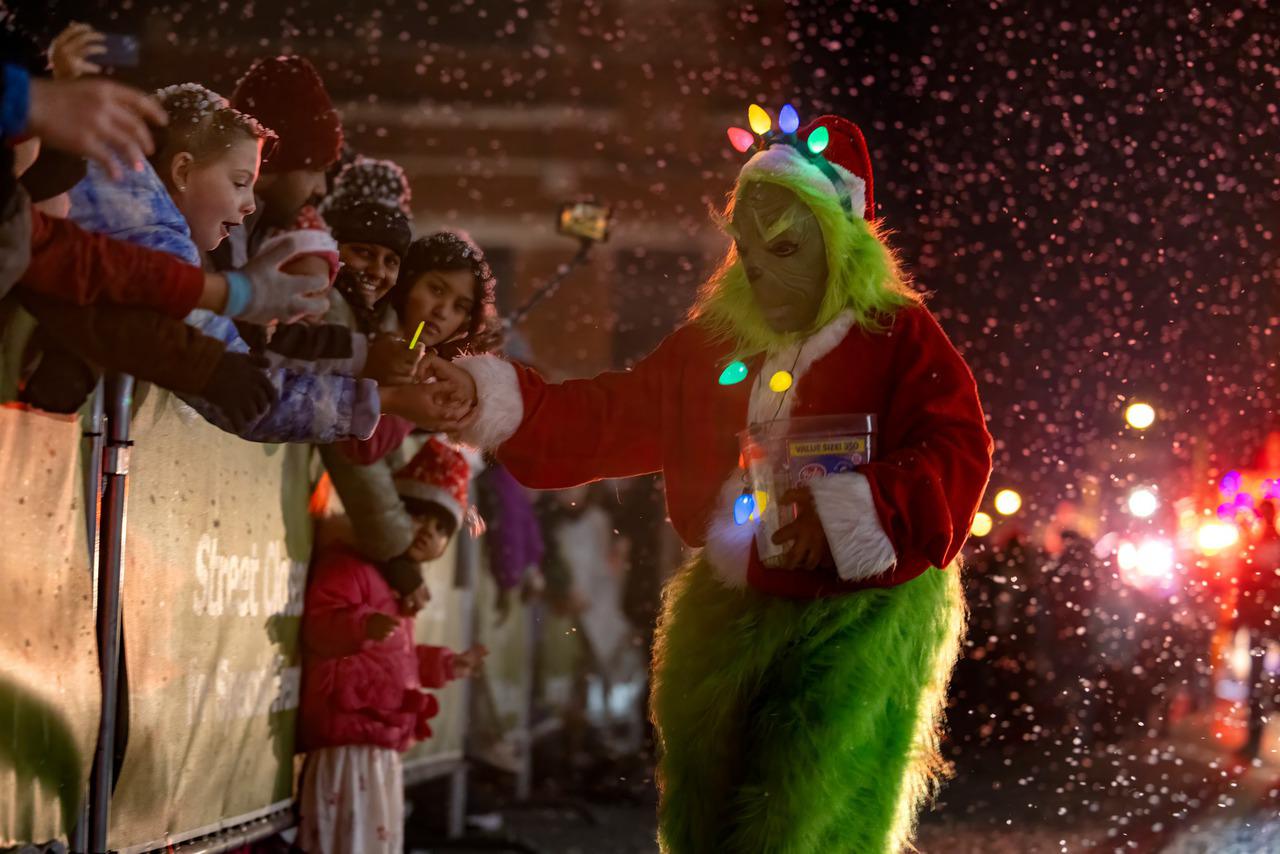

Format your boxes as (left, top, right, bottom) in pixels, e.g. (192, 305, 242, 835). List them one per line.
(454, 354, 524, 450)
(746, 311, 857, 426)
(738, 146, 867, 220)
(808, 471, 897, 581)
(703, 473, 754, 589)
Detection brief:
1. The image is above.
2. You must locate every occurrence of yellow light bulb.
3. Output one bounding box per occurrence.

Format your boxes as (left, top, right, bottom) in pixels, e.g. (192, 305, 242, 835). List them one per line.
(748, 104, 772, 135)
(971, 512, 993, 537)
(768, 370, 793, 393)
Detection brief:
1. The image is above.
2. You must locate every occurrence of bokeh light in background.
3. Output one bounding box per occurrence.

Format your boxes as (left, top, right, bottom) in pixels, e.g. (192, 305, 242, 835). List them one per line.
(993, 489, 1021, 516)
(970, 511, 993, 538)
(1195, 520, 1240, 554)
(1127, 487, 1158, 518)
(1125, 402, 1156, 431)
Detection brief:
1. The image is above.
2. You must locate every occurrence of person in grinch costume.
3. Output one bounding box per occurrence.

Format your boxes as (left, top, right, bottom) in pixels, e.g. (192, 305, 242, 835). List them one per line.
(420, 106, 993, 853)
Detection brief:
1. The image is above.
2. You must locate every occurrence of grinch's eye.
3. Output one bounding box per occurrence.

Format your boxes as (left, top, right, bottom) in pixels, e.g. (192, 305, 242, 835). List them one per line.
(770, 240, 799, 257)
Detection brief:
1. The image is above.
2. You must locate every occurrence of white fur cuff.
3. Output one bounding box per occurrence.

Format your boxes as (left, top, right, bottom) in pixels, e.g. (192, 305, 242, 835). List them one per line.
(808, 472, 897, 581)
(703, 475, 754, 588)
(454, 354, 525, 450)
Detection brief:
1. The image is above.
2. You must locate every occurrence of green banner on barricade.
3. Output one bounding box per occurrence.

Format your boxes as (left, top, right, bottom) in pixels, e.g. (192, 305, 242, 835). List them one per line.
(0, 405, 100, 848)
(107, 392, 312, 852)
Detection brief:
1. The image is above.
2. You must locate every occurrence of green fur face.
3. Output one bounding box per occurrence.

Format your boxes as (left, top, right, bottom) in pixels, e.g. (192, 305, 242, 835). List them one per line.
(692, 165, 920, 357)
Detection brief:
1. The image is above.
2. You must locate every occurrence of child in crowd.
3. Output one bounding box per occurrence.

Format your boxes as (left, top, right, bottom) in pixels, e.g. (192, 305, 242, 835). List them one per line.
(213, 55, 343, 269)
(320, 232, 503, 603)
(298, 438, 487, 854)
(58, 82, 388, 443)
(324, 200, 412, 335)
(316, 156, 413, 335)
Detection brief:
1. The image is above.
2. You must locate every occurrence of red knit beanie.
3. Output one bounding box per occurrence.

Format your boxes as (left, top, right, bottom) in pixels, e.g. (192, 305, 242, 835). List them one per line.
(230, 56, 343, 174)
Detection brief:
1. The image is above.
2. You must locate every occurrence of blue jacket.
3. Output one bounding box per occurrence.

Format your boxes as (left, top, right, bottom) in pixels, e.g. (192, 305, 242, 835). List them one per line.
(67, 161, 379, 443)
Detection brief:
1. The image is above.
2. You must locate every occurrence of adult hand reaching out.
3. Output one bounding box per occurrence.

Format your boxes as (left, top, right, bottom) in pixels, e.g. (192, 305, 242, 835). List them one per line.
(363, 335, 423, 386)
(380, 355, 478, 431)
(26, 77, 168, 180)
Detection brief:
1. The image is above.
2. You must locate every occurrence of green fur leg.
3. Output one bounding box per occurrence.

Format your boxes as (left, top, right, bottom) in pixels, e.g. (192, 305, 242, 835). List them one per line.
(651, 558, 964, 854)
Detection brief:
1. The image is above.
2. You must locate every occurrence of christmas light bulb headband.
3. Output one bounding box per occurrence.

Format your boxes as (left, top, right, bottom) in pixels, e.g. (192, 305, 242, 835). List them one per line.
(727, 103, 854, 217)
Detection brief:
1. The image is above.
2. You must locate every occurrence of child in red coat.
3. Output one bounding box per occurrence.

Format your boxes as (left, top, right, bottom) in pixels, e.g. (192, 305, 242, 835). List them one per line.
(298, 438, 485, 854)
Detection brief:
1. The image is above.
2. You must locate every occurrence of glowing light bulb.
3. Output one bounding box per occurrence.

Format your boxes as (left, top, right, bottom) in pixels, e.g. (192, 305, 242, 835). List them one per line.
(971, 512, 993, 537)
(727, 127, 755, 153)
(807, 125, 830, 154)
(779, 104, 799, 134)
(718, 360, 748, 386)
(768, 370, 793, 392)
(1125, 402, 1155, 429)
(748, 104, 772, 135)
(754, 491, 769, 518)
(1128, 487, 1158, 518)
(994, 489, 1022, 516)
(733, 492, 756, 526)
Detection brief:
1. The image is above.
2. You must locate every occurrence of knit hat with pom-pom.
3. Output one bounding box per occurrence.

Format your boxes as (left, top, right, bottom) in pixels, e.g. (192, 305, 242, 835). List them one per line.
(320, 156, 412, 216)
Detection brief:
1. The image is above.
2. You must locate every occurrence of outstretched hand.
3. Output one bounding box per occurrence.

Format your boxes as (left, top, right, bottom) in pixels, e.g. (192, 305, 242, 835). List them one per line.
(364, 334, 423, 386)
(48, 23, 106, 80)
(26, 77, 168, 180)
(380, 355, 478, 432)
(771, 487, 833, 572)
(452, 644, 489, 679)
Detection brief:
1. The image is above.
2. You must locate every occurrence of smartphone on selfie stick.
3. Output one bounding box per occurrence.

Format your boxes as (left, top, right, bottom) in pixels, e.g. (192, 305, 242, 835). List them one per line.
(504, 199, 614, 329)
(98, 33, 140, 68)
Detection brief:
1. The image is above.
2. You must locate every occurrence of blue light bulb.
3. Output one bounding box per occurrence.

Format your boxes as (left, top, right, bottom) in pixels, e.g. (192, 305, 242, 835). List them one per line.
(733, 493, 757, 526)
(779, 103, 799, 134)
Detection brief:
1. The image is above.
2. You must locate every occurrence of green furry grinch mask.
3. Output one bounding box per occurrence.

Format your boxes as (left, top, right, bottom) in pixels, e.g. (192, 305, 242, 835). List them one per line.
(692, 115, 920, 356)
(728, 182, 829, 334)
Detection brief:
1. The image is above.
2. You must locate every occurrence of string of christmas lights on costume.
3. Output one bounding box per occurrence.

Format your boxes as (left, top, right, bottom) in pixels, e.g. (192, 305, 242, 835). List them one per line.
(719, 102, 851, 528)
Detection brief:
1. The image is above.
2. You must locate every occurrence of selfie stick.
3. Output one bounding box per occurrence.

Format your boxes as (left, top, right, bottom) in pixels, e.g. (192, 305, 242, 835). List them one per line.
(503, 239, 596, 329)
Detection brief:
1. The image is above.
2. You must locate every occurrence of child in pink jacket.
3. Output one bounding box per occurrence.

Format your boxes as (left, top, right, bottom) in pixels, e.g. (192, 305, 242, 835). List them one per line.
(298, 439, 485, 854)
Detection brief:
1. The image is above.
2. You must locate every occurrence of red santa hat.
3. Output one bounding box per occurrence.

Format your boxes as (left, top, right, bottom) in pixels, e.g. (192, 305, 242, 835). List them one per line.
(231, 56, 343, 174)
(729, 106, 876, 221)
(394, 437, 470, 530)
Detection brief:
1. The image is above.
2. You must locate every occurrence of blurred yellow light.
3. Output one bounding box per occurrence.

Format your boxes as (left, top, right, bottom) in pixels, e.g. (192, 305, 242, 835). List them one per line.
(971, 512, 993, 537)
(1126, 402, 1156, 430)
(748, 104, 772, 135)
(1128, 488, 1158, 518)
(994, 489, 1022, 516)
(1196, 522, 1238, 554)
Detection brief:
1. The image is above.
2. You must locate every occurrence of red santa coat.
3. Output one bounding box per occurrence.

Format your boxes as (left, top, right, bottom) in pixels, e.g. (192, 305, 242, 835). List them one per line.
(457, 305, 992, 598)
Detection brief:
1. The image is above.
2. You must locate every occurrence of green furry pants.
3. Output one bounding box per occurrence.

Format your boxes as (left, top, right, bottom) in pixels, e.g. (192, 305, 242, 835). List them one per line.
(650, 558, 964, 854)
